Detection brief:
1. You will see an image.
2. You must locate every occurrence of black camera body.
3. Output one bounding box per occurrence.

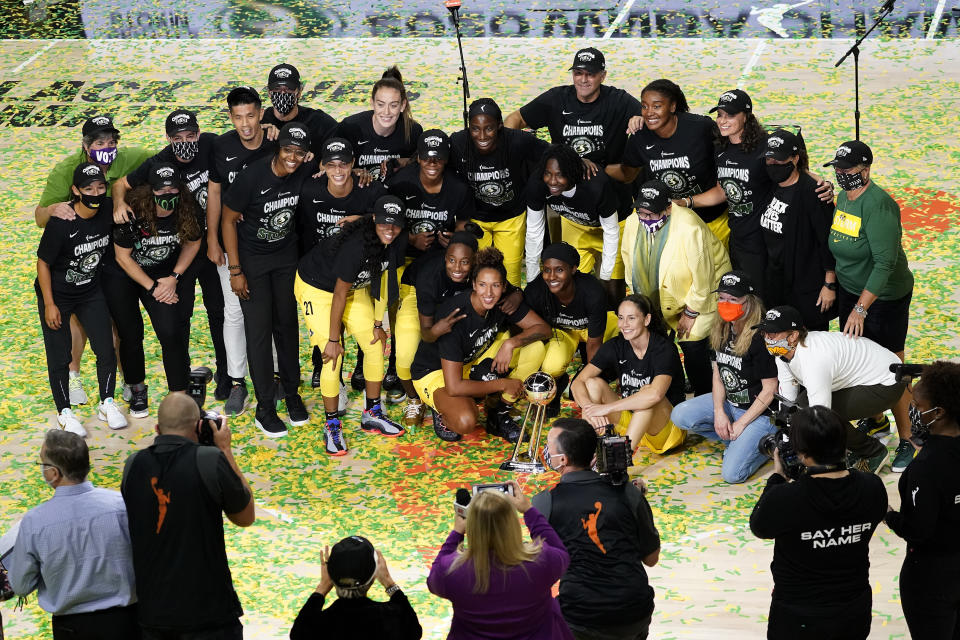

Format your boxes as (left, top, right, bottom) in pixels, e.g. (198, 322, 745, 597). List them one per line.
(757, 395, 804, 480)
(596, 428, 632, 486)
(198, 410, 225, 446)
(188, 366, 213, 410)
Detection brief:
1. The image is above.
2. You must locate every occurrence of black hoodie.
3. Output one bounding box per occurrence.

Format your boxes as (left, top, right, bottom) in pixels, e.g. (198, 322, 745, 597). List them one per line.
(750, 470, 887, 606)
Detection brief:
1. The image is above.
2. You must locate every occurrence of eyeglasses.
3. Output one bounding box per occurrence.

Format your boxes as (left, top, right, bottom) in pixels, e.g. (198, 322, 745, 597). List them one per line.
(36, 461, 61, 474)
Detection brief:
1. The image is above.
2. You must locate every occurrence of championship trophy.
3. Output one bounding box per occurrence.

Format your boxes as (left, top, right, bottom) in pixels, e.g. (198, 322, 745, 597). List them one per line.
(499, 372, 556, 474)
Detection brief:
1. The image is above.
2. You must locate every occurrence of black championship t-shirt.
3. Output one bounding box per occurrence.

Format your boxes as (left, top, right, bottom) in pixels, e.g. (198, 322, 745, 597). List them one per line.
(335, 110, 423, 180)
(36, 199, 115, 302)
(402, 250, 472, 318)
(716, 138, 771, 251)
(209, 129, 277, 191)
(450, 128, 549, 222)
(622, 112, 725, 223)
(523, 272, 608, 337)
(710, 330, 778, 410)
(298, 228, 406, 294)
(261, 106, 337, 158)
(750, 471, 887, 607)
(223, 155, 315, 256)
(526, 171, 618, 228)
(121, 435, 250, 630)
(113, 211, 199, 279)
(518, 85, 641, 165)
(126, 132, 217, 216)
(297, 177, 387, 249)
(589, 332, 685, 407)
(386, 164, 474, 258)
(759, 182, 797, 273)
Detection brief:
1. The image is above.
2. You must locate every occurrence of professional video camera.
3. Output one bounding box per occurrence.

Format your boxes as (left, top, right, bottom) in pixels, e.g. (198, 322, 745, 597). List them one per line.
(188, 366, 213, 409)
(596, 426, 632, 486)
(756, 395, 804, 480)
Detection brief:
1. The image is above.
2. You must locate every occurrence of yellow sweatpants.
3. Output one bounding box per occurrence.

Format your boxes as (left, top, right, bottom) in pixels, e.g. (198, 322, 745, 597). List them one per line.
(559, 217, 626, 279)
(475, 214, 525, 287)
(541, 312, 619, 378)
(394, 281, 421, 381)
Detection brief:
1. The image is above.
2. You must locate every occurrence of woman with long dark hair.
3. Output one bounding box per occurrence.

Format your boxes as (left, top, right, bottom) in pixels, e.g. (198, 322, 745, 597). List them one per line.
(106, 162, 201, 418)
(295, 197, 408, 456)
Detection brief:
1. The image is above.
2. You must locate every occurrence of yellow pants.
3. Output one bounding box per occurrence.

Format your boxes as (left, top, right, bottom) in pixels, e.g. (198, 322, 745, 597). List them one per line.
(413, 332, 546, 410)
(394, 281, 421, 381)
(541, 312, 619, 377)
(705, 210, 730, 250)
(560, 217, 626, 279)
(475, 214, 525, 287)
(294, 273, 384, 398)
(614, 413, 686, 454)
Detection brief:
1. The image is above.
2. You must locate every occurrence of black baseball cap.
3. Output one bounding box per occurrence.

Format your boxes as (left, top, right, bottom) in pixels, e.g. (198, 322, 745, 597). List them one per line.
(72, 162, 106, 189)
(709, 89, 752, 115)
(764, 128, 801, 161)
(569, 47, 605, 73)
(148, 162, 179, 190)
(417, 129, 450, 161)
(277, 122, 311, 151)
(714, 270, 756, 297)
(326, 536, 377, 589)
(751, 305, 803, 333)
(82, 114, 119, 138)
(320, 137, 353, 164)
(374, 195, 405, 227)
(634, 179, 671, 215)
(165, 109, 199, 136)
(268, 63, 301, 89)
(823, 140, 873, 169)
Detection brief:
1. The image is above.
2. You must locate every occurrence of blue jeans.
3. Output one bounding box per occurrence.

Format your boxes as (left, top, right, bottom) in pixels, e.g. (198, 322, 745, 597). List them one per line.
(671, 393, 776, 483)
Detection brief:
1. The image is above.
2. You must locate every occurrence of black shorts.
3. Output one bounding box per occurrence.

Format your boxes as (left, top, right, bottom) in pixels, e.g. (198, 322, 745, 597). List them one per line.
(838, 287, 912, 353)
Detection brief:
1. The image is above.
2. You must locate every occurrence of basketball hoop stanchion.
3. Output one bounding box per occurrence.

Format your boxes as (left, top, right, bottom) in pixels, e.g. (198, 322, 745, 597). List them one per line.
(500, 372, 556, 474)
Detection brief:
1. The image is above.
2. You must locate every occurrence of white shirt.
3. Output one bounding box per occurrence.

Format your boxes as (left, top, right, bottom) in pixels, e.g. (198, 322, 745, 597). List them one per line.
(776, 331, 900, 408)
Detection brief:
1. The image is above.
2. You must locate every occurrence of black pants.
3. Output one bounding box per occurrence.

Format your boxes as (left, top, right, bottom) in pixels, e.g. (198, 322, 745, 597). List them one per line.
(102, 265, 193, 391)
(568, 613, 651, 640)
(837, 287, 912, 353)
(796, 385, 905, 458)
(36, 283, 116, 412)
(141, 620, 242, 640)
(238, 250, 300, 407)
(729, 241, 767, 298)
(679, 337, 712, 396)
(51, 604, 140, 640)
(767, 591, 871, 639)
(186, 249, 227, 375)
(901, 550, 960, 639)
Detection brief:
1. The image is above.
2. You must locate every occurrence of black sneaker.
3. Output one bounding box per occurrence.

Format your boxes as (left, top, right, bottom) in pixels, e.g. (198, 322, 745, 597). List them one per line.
(855, 415, 892, 438)
(489, 406, 522, 443)
(224, 381, 248, 416)
(311, 365, 323, 389)
(383, 370, 406, 404)
(545, 373, 568, 419)
(214, 371, 232, 401)
(350, 361, 365, 392)
(285, 394, 309, 427)
(129, 383, 149, 418)
(255, 406, 288, 438)
(432, 409, 461, 442)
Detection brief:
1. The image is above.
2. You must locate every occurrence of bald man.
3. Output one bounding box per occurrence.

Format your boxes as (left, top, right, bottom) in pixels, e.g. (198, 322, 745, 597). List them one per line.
(121, 393, 254, 639)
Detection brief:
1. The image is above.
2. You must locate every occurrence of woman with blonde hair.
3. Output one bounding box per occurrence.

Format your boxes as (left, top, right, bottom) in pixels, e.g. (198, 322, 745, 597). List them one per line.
(427, 480, 573, 640)
(670, 270, 779, 483)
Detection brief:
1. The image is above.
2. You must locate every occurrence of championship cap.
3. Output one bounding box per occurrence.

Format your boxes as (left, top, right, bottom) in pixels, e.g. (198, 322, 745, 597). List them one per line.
(326, 536, 377, 590)
(165, 109, 199, 136)
(751, 305, 803, 333)
(72, 162, 106, 189)
(764, 128, 801, 161)
(320, 137, 354, 164)
(373, 195, 406, 227)
(823, 140, 873, 169)
(569, 47, 605, 73)
(277, 122, 312, 151)
(713, 270, 756, 297)
(82, 114, 119, 138)
(709, 89, 752, 114)
(634, 179, 671, 215)
(417, 129, 451, 161)
(268, 63, 301, 89)
(148, 162, 178, 190)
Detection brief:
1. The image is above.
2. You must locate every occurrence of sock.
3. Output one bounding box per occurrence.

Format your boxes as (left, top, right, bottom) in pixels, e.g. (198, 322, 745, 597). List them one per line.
(365, 395, 379, 411)
(325, 410, 339, 422)
(232, 377, 245, 385)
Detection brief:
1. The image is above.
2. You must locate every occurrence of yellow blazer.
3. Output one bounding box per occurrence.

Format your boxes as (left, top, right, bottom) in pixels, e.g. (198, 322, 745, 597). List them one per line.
(620, 205, 731, 341)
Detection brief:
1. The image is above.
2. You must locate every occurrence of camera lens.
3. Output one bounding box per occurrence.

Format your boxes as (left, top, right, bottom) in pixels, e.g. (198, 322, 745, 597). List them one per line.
(757, 433, 777, 459)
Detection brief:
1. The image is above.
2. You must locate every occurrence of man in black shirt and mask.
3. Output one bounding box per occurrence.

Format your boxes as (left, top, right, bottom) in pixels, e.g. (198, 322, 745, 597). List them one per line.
(532, 418, 660, 640)
(750, 406, 887, 640)
(261, 63, 337, 158)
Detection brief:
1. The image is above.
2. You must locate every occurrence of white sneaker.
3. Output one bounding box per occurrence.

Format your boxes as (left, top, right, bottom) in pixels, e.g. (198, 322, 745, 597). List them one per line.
(98, 398, 128, 430)
(69, 372, 88, 406)
(338, 383, 349, 417)
(121, 383, 132, 402)
(58, 408, 88, 438)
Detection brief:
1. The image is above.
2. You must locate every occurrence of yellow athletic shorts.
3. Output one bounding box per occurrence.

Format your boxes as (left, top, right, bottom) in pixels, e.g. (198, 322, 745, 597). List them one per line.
(614, 413, 686, 454)
(541, 312, 619, 377)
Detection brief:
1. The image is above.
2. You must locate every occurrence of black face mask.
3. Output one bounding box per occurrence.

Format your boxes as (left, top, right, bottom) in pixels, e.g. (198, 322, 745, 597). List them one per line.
(835, 168, 866, 191)
(171, 140, 199, 162)
(765, 161, 795, 184)
(79, 192, 105, 210)
(270, 91, 297, 115)
(154, 194, 179, 211)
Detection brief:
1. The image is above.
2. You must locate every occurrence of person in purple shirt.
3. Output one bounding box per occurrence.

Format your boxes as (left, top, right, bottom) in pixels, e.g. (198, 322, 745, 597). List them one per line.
(427, 480, 573, 640)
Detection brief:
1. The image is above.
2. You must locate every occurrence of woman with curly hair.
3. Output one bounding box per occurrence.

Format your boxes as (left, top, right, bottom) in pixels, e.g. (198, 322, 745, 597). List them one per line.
(295, 196, 408, 456)
(105, 162, 201, 417)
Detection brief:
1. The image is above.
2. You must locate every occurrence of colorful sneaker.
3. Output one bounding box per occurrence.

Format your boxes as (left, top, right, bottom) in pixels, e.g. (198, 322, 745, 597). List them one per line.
(129, 383, 148, 419)
(383, 370, 406, 404)
(361, 403, 405, 437)
(432, 409, 461, 442)
(224, 380, 248, 417)
(325, 418, 348, 456)
(255, 406, 288, 438)
(855, 415, 892, 438)
(214, 371, 232, 402)
(285, 394, 309, 427)
(98, 398, 128, 430)
(891, 439, 916, 473)
(58, 407, 87, 438)
(403, 398, 426, 428)
(852, 447, 889, 474)
(69, 372, 88, 406)
(338, 383, 349, 417)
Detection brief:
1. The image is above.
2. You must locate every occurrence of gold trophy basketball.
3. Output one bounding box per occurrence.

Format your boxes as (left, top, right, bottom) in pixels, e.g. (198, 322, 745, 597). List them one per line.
(500, 372, 557, 474)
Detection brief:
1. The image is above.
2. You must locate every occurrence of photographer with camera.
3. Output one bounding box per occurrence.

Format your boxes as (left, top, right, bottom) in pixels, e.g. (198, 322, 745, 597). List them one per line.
(754, 305, 905, 473)
(427, 479, 573, 639)
(884, 361, 960, 638)
(532, 419, 660, 640)
(121, 392, 254, 639)
(290, 535, 422, 639)
(750, 406, 887, 639)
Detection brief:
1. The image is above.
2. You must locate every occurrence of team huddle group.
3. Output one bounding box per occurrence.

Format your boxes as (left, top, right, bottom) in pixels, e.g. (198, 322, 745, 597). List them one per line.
(34, 46, 918, 475)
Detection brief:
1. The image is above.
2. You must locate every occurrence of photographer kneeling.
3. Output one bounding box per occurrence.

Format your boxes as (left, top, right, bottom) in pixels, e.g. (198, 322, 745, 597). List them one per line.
(750, 406, 887, 640)
(532, 419, 661, 640)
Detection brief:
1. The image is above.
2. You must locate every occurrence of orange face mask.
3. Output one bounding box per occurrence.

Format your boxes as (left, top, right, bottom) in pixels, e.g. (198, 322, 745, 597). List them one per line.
(717, 301, 744, 322)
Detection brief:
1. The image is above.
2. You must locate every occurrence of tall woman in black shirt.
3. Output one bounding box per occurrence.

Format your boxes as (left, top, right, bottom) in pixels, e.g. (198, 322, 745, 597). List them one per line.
(885, 361, 960, 639)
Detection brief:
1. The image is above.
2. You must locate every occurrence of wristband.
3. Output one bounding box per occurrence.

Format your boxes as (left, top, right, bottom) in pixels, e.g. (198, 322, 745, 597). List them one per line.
(328, 338, 340, 343)
(823, 281, 838, 291)
(686, 196, 694, 208)
(228, 264, 241, 271)
(384, 584, 401, 596)
(229, 272, 243, 278)
(148, 281, 158, 294)
(682, 307, 699, 319)
(171, 271, 181, 281)
(374, 323, 384, 329)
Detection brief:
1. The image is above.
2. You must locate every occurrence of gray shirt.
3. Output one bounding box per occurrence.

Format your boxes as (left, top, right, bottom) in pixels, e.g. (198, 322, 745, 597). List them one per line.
(8, 481, 136, 615)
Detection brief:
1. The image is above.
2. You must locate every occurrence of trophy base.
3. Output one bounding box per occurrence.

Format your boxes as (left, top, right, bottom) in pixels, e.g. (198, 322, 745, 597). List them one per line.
(499, 460, 546, 474)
